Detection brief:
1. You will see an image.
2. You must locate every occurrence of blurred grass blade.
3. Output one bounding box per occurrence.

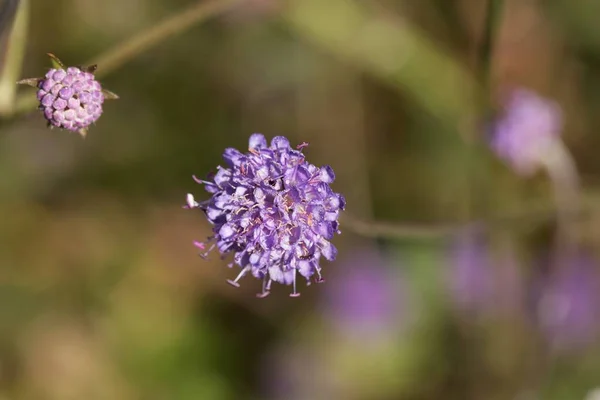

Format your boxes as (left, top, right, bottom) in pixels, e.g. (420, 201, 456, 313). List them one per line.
(479, 0, 504, 100)
(0, 0, 19, 37)
(282, 0, 480, 136)
(0, 0, 28, 117)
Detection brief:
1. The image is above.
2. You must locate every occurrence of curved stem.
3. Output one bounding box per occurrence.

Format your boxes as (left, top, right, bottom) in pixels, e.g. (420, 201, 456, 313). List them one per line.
(12, 0, 244, 116)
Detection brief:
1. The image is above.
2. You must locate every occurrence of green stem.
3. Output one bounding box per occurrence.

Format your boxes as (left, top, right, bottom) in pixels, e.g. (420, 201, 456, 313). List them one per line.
(341, 186, 590, 240)
(465, 0, 504, 224)
(0, 0, 28, 117)
(478, 0, 503, 97)
(88, 0, 243, 75)
(12, 0, 244, 117)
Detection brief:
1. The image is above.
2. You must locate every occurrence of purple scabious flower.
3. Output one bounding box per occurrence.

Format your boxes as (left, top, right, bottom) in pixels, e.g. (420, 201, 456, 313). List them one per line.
(17, 53, 118, 137)
(186, 133, 346, 297)
(36, 67, 104, 132)
(490, 88, 563, 176)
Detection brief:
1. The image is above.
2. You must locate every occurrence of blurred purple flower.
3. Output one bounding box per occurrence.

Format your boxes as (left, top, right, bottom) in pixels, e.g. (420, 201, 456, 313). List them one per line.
(261, 344, 335, 400)
(490, 88, 563, 176)
(324, 249, 408, 339)
(447, 233, 495, 313)
(537, 254, 600, 351)
(186, 134, 345, 297)
(446, 233, 524, 316)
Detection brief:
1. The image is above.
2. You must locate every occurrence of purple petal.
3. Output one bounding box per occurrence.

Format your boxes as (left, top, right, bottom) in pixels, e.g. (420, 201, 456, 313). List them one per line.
(249, 133, 267, 150)
(218, 223, 236, 239)
(271, 136, 290, 150)
(223, 148, 244, 167)
(319, 165, 335, 183)
(319, 239, 337, 261)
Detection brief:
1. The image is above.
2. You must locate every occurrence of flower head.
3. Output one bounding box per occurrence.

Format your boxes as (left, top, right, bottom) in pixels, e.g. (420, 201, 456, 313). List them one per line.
(187, 133, 345, 297)
(36, 67, 104, 132)
(17, 53, 118, 137)
(490, 88, 562, 176)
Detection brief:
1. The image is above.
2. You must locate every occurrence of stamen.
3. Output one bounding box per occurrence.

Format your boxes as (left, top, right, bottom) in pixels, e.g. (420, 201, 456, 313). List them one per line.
(226, 266, 250, 288)
(195, 241, 216, 260)
(315, 266, 325, 283)
(256, 278, 272, 298)
(289, 269, 301, 297)
(192, 175, 216, 188)
(186, 193, 199, 208)
(296, 141, 309, 150)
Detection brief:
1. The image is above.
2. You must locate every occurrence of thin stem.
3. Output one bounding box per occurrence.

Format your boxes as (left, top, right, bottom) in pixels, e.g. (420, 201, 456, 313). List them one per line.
(12, 0, 244, 116)
(341, 192, 589, 241)
(467, 0, 504, 218)
(88, 0, 243, 76)
(478, 0, 503, 96)
(0, 0, 28, 117)
(540, 140, 580, 261)
(342, 215, 456, 240)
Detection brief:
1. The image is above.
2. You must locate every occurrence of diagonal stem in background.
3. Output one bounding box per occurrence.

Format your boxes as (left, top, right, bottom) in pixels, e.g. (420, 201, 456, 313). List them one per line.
(86, 0, 244, 76)
(11, 0, 245, 117)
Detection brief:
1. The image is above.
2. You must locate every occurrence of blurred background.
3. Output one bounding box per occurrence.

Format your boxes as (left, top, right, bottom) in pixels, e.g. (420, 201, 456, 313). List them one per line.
(0, 0, 599, 399)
